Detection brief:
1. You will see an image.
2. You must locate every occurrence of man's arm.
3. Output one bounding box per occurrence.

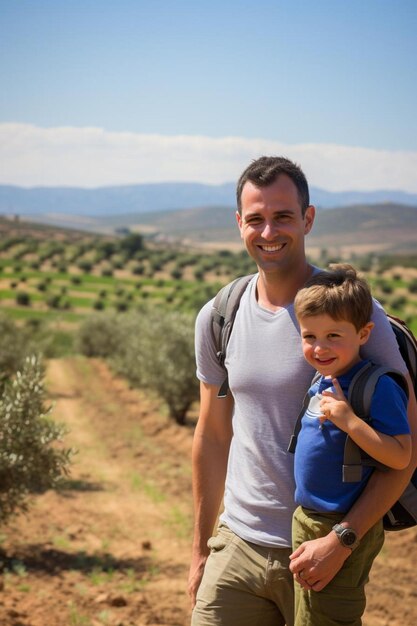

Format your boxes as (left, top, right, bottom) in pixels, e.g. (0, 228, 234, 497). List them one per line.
(289, 373, 417, 591)
(187, 381, 234, 607)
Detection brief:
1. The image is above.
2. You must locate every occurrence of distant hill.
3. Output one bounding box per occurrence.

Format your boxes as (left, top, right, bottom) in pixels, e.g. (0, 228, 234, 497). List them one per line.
(2, 202, 417, 256)
(53, 201, 417, 256)
(308, 203, 417, 254)
(1, 182, 417, 218)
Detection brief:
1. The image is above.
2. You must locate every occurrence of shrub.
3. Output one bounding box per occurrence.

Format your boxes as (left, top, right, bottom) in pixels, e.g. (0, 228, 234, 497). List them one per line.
(390, 295, 407, 310)
(0, 355, 73, 523)
(93, 300, 106, 310)
(139, 310, 199, 424)
(46, 294, 62, 309)
(171, 268, 183, 280)
(109, 310, 198, 425)
(77, 313, 123, 358)
(16, 291, 31, 306)
(0, 314, 28, 393)
(132, 263, 145, 275)
(119, 233, 144, 259)
(37, 281, 48, 292)
(77, 260, 93, 273)
(409, 279, 417, 294)
(115, 300, 129, 312)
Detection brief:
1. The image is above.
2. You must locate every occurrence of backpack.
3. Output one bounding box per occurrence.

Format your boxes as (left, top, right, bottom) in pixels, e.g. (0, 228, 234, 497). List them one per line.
(210, 275, 417, 531)
(211, 274, 255, 398)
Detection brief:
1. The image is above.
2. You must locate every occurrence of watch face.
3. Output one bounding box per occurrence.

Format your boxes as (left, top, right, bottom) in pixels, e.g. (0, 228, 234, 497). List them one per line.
(342, 530, 357, 546)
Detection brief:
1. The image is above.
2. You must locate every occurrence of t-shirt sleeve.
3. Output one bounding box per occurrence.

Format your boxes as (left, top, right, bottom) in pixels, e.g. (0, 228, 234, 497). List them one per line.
(195, 298, 228, 385)
(370, 375, 410, 436)
(361, 299, 407, 375)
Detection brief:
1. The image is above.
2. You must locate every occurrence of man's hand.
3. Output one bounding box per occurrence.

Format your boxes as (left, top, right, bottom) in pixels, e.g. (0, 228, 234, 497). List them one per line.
(187, 551, 208, 608)
(289, 532, 351, 591)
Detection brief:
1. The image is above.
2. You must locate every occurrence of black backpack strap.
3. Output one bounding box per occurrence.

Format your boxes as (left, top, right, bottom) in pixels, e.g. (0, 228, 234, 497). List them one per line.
(211, 274, 255, 398)
(343, 363, 408, 482)
(288, 372, 321, 454)
(388, 314, 417, 397)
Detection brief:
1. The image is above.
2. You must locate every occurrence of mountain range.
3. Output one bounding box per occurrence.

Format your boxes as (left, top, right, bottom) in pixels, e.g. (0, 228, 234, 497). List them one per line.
(1, 182, 417, 217)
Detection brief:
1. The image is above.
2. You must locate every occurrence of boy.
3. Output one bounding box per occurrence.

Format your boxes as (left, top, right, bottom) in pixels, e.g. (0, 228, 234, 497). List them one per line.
(292, 264, 411, 626)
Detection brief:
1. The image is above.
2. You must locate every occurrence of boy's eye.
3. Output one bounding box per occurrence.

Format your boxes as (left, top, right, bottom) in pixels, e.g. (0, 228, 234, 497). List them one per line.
(328, 333, 340, 339)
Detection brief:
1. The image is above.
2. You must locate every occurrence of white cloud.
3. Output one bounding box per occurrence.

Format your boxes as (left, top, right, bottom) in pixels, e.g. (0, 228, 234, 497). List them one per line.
(1, 123, 417, 192)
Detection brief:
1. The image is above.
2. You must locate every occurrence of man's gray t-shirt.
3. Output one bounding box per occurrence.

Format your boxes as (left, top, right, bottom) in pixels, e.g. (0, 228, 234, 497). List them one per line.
(195, 274, 407, 548)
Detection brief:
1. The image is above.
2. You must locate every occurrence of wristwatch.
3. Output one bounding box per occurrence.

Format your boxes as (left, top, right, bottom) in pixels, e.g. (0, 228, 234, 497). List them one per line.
(332, 523, 360, 551)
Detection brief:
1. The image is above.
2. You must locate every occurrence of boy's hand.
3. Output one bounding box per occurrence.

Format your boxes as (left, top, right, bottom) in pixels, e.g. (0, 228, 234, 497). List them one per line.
(319, 378, 357, 433)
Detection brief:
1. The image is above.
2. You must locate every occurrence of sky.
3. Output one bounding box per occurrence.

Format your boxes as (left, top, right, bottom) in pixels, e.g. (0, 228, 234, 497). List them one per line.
(1, 0, 417, 192)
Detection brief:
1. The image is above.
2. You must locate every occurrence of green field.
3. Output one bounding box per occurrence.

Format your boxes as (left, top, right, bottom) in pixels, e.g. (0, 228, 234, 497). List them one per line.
(1, 225, 417, 335)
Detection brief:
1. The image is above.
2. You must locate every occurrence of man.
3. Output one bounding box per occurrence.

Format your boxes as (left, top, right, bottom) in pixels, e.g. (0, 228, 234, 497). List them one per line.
(188, 156, 417, 626)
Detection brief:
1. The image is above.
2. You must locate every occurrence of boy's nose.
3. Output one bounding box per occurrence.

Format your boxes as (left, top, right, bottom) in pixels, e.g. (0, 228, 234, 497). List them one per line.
(314, 341, 329, 354)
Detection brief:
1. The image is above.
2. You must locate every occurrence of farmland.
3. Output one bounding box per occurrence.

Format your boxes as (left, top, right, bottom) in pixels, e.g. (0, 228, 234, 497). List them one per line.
(1, 216, 417, 335)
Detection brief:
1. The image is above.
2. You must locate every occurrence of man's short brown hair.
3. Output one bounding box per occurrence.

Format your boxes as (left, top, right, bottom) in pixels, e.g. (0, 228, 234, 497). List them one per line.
(236, 156, 310, 216)
(294, 264, 373, 331)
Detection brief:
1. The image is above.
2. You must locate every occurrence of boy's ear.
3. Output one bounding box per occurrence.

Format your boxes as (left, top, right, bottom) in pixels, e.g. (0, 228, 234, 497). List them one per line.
(359, 321, 374, 345)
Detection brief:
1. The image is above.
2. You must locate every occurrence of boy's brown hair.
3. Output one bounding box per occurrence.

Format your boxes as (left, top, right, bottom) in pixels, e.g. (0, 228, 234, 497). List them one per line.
(294, 263, 373, 331)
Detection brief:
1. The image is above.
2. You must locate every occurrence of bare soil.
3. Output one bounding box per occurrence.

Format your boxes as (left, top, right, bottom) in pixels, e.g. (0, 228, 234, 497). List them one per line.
(0, 357, 416, 626)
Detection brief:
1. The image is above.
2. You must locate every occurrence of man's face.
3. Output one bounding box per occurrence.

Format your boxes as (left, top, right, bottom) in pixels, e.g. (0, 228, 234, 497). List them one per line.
(236, 175, 315, 274)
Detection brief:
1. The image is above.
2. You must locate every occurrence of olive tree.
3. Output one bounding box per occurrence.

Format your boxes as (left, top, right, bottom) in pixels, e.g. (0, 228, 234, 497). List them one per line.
(0, 355, 73, 523)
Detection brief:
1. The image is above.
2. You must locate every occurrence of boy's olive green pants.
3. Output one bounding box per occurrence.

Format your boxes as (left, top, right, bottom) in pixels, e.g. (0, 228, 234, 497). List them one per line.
(192, 524, 294, 626)
(292, 506, 385, 626)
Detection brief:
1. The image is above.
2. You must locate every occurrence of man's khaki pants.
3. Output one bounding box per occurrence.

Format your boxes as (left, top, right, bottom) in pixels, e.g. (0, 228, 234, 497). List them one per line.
(192, 524, 294, 626)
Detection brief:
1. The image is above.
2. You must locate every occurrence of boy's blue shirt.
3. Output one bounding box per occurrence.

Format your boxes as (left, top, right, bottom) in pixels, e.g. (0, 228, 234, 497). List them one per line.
(294, 359, 410, 514)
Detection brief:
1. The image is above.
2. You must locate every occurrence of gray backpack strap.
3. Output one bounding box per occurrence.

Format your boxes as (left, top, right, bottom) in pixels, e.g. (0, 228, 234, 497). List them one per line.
(211, 274, 255, 398)
(343, 363, 408, 482)
(288, 371, 321, 454)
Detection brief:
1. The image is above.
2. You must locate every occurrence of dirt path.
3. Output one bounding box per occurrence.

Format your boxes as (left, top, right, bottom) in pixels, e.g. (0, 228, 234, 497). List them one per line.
(0, 357, 194, 626)
(0, 356, 416, 626)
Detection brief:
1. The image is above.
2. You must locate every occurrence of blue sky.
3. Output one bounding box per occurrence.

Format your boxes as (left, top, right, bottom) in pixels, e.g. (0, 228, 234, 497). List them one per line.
(1, 0, 417, 190)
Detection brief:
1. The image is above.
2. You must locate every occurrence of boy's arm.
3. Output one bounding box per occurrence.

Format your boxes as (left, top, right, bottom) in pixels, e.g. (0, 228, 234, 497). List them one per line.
(187, 381, 234, 608)
(320, 378, 411, 470)
(289, 372, 417, 591)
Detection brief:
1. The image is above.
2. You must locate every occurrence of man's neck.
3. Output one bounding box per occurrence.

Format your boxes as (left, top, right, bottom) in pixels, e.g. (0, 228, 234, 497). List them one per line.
(256, 263, 314, 311)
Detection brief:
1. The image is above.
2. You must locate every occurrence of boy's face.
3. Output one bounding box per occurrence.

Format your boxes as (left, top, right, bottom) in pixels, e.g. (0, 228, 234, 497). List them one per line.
(299, 314, 374, 378)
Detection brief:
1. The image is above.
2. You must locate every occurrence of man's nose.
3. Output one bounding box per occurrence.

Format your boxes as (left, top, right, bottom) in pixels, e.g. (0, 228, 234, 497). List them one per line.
(261, 221, 278, 240)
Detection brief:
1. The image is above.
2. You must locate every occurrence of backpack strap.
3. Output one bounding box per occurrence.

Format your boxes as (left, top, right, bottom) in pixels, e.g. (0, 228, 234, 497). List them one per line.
(211, 274, 255, 398)
(288, 372, 321, 454)
(343, 363, 409, 482)
(388, 314, 417, 397)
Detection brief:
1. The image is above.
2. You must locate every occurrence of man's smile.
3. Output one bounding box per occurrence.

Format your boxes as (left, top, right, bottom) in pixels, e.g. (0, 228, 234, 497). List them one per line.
(257, 243, 286, 252)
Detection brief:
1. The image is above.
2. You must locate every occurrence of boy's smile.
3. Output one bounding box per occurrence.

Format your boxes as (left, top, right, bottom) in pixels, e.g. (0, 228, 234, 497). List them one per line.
(299, 314, 374, 378)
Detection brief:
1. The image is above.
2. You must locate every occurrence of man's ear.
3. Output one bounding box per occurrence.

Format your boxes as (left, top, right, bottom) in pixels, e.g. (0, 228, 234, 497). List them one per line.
(236, 210, 244, 238)
(304, 205, 315, 234)
(359, 321, 375, 345)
